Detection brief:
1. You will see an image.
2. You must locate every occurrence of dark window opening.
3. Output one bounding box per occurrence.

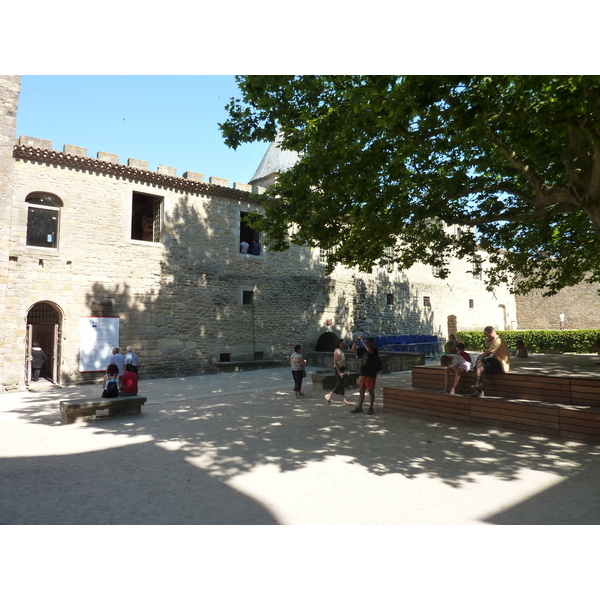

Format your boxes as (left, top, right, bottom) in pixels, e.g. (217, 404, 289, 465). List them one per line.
(220, 353, 231, 362)
(26, 194, 61, 249)
(423, 296, 431, 308)
(469, 299, 474, 308)
(254, 351, 264, 360)
(242, 290, 254, 305)
(132, 191, 162, 242)
(240, 212, 261, 255)
(386, 293, 394, 305)
(473, 256, 483, 280)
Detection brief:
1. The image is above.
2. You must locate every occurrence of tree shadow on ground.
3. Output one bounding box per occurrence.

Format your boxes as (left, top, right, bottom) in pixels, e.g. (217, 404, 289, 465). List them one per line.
(484, 459, 600, 524)
(0, 441, 278, 525)
(11, 384, 600, 495)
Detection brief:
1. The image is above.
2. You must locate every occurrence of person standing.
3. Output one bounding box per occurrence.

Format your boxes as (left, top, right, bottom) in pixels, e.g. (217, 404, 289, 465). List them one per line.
(350, 336, 381, 415)
(109, 347, 125, 379)
(559, 312, 565, 330)
(325, 339, 352, 405)
(240, 240, 249, 254)
(471, 326, 510, 398)
(290, 344, 307, 398)
(124, 346, 139, 374)
(30, 342, 47, 382)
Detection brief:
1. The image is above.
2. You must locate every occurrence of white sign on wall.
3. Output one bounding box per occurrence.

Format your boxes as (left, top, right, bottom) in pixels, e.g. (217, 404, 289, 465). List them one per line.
(79, 317, 120, 372)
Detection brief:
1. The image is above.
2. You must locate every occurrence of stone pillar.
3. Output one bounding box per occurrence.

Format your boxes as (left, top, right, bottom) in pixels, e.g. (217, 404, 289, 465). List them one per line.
(0, 75, 21, 392)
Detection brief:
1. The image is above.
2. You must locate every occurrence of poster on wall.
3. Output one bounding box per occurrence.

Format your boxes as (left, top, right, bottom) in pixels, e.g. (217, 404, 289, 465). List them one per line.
(79, 317, 120, 372)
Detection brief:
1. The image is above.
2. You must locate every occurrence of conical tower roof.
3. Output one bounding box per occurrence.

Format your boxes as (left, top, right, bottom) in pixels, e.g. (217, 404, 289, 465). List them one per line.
(248, 131, 299, 189)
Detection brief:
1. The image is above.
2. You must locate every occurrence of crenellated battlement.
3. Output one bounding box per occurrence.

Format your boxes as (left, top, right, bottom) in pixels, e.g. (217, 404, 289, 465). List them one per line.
(14, 135, 266, 199)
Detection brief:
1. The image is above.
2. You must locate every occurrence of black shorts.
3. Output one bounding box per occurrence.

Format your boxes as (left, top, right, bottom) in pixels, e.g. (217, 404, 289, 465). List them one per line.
(479, 357, 503, 374)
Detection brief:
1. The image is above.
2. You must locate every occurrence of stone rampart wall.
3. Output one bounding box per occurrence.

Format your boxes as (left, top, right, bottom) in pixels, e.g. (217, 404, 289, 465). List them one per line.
(516, 283, 600, 330)
(1, 132, 517, 390)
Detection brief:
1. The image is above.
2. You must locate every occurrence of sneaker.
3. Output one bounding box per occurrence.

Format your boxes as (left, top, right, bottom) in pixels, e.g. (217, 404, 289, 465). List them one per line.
(350, 407, 363, 414)
(367, 407, 374, 415)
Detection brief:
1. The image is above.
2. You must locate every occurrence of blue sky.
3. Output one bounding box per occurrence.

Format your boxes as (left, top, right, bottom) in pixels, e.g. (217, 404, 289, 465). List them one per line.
(16, 75, 271, 185)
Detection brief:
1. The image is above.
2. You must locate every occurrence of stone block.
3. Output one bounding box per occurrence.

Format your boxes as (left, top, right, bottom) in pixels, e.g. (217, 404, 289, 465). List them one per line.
(158, 165, 177, 177)
(183, 171, 204, 183)
(128, 158, 149, 170)
(233, 182, 252, 192)
(97, 151, 119, 163)
(209, 176, 228, 187)
(64, 144, 87, 157)
(19, 135, 52, 150)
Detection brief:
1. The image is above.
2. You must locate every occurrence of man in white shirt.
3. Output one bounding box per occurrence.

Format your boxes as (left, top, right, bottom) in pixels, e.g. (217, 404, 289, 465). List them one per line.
(109, 347, 125, 378)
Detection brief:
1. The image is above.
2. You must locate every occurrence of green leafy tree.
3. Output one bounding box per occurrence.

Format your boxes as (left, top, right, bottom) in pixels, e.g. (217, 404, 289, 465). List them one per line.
(221, 75, 600, 295)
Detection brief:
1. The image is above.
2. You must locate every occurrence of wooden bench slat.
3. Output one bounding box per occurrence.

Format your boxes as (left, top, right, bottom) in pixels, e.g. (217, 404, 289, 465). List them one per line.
(469, 417, 560, 437)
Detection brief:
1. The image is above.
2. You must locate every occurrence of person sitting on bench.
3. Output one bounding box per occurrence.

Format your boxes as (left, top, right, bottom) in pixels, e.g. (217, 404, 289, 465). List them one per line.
(120, 363, 139, 396)
(515, 339, 528, 358)
(471, 326, 510, 398)
(440, 353, 471, 395)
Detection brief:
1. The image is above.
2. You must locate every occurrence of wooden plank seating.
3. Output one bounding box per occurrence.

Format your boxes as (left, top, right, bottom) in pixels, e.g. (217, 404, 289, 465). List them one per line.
(383, 386, 600, 442)
(411, 365, 575, 404)
(60, 395, 147, 424)
(469, 396, 561, 438)
(384, 386, 471, 423)
(383, 364, 600, 443)
(569, 378, 600, 408)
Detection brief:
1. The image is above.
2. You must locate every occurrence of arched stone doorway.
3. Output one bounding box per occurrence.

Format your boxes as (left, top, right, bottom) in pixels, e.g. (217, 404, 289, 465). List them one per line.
(315, 331, 339, 352)
(26, 301, 62, 385)
(498, 304, 507, 330)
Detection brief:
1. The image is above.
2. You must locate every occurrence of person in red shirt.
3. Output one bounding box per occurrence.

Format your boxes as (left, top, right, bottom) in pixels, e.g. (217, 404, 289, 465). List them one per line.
(120, 363, 139, 396)
(456, 343, 472, 365)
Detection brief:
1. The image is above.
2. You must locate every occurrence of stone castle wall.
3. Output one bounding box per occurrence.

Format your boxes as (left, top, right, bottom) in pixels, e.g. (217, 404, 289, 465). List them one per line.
(0, 76, 22, 391)
(0, 74, 518, 391)
(2, 137, 517, 390)
(516, 283, 600, 330)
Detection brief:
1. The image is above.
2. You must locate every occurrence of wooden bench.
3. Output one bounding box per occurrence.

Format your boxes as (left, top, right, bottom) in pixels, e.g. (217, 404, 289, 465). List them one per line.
(383, 386, 600, 442)
(60, 395, 147, 424)
(410, 365, 591, 405)
(382, 365, 600, 442)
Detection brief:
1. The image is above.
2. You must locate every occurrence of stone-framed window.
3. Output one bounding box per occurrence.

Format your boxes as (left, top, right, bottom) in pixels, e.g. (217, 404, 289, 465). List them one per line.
(242, 290, 254, 305)
(386, 293, 394, 305)
(379, 247, 395, 271)
(472, 255, 483, 280)
(319, 245, 338, 265)
(469, 299, 474, 308)
(423, 296, 431, 308)
(131, 191, 163, 243)
(25, 193, 62, 249)
(240, 212, 261, 255)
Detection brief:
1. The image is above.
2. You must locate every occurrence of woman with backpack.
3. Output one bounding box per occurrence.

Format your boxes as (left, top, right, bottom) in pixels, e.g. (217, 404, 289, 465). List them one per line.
(101, 364, 120, 398)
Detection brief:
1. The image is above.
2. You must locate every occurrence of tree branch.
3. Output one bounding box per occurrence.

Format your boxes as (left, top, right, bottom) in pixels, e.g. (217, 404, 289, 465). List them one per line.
(485, 129, 546, 189)
(447, 202, 581, 227)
